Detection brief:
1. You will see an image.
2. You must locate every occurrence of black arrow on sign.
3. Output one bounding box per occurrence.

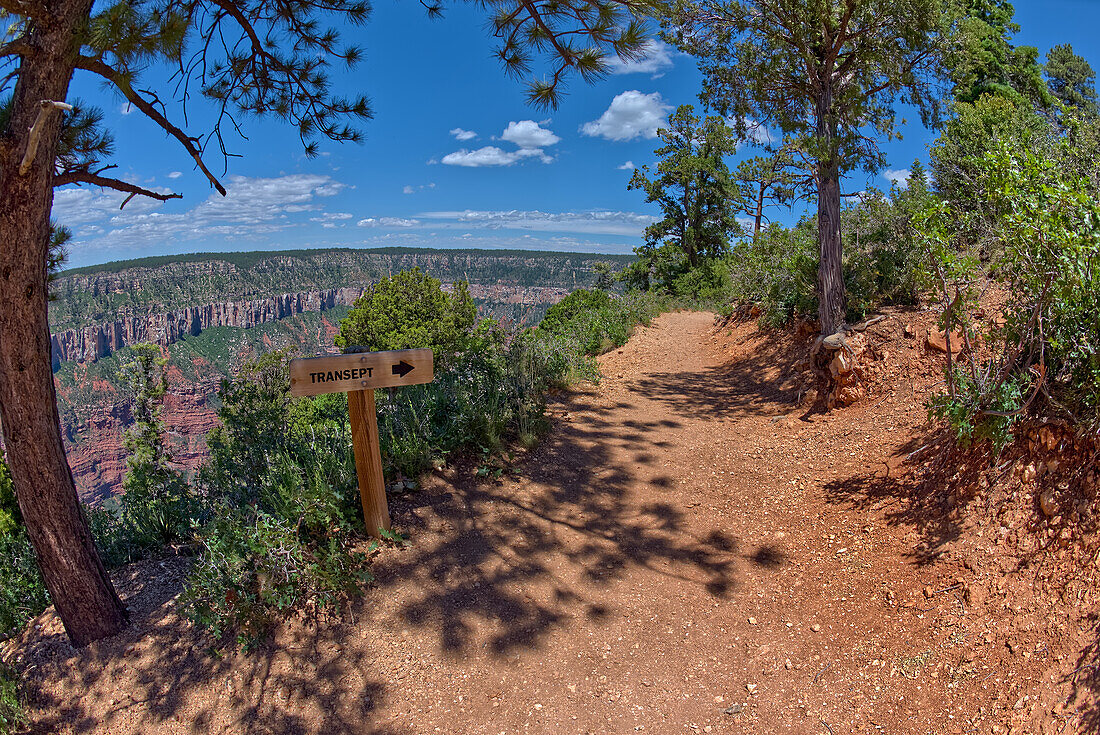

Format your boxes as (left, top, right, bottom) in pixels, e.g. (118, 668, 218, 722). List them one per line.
(391, 360, 414, 378)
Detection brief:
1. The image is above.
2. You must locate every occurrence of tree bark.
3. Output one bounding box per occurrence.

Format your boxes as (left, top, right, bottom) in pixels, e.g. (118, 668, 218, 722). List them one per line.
(754, 182, 765, 239)
(0, 0, 129, 646)
(815, 87, 845, 336)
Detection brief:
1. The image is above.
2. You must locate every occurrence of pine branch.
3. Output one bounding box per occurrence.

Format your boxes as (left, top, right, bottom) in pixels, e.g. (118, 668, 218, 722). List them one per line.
(53, 170, 183, 206)
(75, 55, 227, 195)
(0, 0, 48, 23)
(0, 37, 32, 58)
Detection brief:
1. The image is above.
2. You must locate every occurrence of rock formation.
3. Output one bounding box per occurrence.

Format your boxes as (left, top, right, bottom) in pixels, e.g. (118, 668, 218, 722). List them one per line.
(50, 288, 364, 368)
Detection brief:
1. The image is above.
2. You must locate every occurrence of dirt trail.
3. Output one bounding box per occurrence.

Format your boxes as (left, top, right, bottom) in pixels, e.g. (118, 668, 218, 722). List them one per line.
(12, 310, 1083, 734)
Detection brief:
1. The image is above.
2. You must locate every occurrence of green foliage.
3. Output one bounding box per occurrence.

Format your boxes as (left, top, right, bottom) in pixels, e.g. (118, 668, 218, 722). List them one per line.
(1045, 43, 1098, 117)
(918, 138, 1100, 445)
(0, 456, 18, 538)
(726, 177, 931, 327)
(930, 94, 1050, 255)
(592, 261, 617, 291)
(0, 662, 26, 735)
(842, 172, 936, 317)
(945, 0, 1052, 107)
(119, 344, 190, 549)
(0, 454, 49, 637)
(0, 529, 49, 637)
(727, 220, 819, 326)
(183, 467, 370, 648)
(538, 290, 666, 357)
(335, 268, 477, 364)
(186, 351, 364, 645)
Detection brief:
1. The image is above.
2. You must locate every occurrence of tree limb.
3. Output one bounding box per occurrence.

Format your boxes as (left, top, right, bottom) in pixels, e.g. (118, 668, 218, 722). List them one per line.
(75, 55, 227, 196)
(19, 100, 73, 175)
(0, 0, 48, 23)
(53, 171, 183, 206)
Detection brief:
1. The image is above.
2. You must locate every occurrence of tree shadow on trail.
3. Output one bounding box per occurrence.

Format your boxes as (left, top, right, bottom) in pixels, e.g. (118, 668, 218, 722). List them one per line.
(373, 386, 784, 659)
(627, 332, 811, 421)
(820, 431, 983, 565)
(17, 558, 395, 735)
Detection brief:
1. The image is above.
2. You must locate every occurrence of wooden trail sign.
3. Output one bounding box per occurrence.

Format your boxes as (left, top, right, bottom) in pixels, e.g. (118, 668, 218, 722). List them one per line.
(289, 348, 434, 538)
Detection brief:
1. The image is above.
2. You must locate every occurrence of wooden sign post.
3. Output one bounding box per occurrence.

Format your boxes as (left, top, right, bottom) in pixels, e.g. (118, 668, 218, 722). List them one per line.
(289, 348, 434, 538)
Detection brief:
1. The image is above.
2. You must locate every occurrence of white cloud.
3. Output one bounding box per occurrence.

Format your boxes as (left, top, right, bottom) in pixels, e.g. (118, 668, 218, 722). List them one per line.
(403, 185, 416, 194)
(310, 212, 353, 223)
(884, 168, 912, 187)
(500, 120, 560, 149)
(357, 217, 421, 228)
(403, 183, 436, 194)
(167, 171, 183, 179)
(119, 103, 133, 115)
(56, 174, 347, 254)
(605, 40, 675, 77)
(581, 91, 671, 142)
(449, 128, 477, 141)
(618, 161, 635, 171)
(416, 209, 655, 236)
(441, 146, 551, 167)
(52, 187, 171, 227)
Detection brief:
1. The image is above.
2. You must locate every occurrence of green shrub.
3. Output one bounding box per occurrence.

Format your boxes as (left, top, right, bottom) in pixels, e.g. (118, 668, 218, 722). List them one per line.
(0, 662, 25, 735)
(0, 457, 17, 539)
(0, 529, 49, 636)
(186, 352, 365, 646)
(727, 221, 818, 326)
(918, 139, 1100, 444)
(183, 456, 370, 648)
(335, 268, 477, 365)
(0, 455, 49, 636)
(538, 289, 666, 357)
(118, 344, 192, 551)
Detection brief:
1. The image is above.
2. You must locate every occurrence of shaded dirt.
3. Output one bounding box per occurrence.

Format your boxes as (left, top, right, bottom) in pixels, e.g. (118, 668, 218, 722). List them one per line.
(6, 309, 1100, 734)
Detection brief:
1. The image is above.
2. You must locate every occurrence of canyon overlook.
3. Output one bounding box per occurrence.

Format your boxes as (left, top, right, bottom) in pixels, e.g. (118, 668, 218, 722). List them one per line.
(51, 283, 570, 368)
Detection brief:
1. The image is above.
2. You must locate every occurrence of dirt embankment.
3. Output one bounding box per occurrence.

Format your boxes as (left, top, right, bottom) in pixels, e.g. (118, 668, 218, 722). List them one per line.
(5, 308, 1100, 734)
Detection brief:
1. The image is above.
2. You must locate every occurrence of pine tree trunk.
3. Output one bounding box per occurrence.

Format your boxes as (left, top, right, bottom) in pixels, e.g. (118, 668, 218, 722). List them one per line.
(754, 182, 765, 239)
(815, 88, 845, 336)
(0, 0, 129, 647)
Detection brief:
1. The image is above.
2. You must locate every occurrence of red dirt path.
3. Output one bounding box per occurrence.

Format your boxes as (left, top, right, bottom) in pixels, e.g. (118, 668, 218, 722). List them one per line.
(7, 310, 1096, 734)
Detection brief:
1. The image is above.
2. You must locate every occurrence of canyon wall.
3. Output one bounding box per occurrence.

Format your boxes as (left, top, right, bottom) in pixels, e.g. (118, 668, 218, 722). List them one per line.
(51, 282, 574, 368)
(50, 287, 364, 368)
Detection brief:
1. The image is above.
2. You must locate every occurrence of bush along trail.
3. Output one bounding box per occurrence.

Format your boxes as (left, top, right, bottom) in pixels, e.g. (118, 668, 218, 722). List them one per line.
(6, 307, 1097, 734)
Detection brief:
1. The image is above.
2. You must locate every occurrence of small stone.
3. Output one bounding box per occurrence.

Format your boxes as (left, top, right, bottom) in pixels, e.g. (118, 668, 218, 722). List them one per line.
(784, 659, 792, 670)
(748, 617, 758, 625)
(810, 624, 821, 632)
(926, 327, 964, 354)
(745, 683, 757, 694)
(1039, 489, 1057, 518)
(722, 703, 744, 716)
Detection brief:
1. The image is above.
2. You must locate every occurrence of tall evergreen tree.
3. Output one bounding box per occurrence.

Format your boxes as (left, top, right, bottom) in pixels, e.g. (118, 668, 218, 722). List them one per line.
(0, 0, 659, 646)
(733, 149, 807, 239)
(945, 0, 1051, 107)
(669, 0, 945, 334)
(628, 105, 739, 270)
(1045, 43, 1098, 117)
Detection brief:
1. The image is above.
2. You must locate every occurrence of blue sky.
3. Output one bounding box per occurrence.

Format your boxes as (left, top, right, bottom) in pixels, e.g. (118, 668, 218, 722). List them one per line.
(55, 1, 1099, 268)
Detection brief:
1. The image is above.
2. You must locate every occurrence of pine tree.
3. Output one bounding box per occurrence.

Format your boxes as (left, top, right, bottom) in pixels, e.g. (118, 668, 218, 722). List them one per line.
(668, 0, 945, 335)
(628, 105, 739, 270)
